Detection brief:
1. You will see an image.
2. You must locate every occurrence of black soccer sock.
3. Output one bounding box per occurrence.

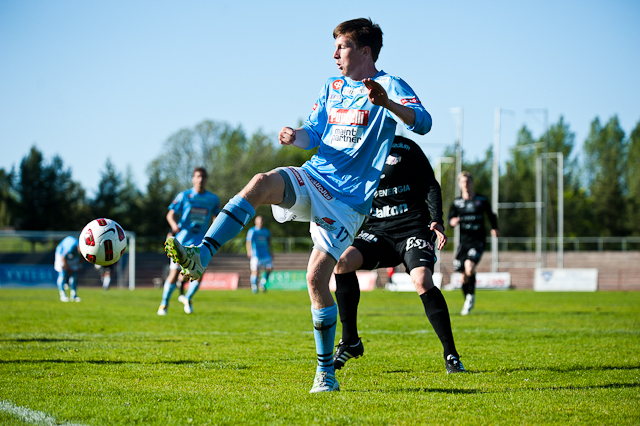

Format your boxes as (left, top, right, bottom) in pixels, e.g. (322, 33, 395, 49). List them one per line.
(468, 273, 476, 295)
(334, 272, 361, 345)
(461, 274, 470, 297)
(420, 287, 459, 360)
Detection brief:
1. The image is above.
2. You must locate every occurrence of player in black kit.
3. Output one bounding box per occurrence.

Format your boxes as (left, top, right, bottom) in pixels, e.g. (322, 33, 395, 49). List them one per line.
(448, 171, 499, 315)
(332, 135, 466, 374)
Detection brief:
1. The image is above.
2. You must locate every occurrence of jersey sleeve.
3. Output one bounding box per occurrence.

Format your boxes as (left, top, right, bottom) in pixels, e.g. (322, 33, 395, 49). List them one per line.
(412, 150, 444, 226)
(386, 77, 432, 135)
(302, 80, 330, 150)
(483, 198, 499, 230)
(168, 192, 185, 215)
(246, 228, 254, 242)
(447, 200, 459, 222)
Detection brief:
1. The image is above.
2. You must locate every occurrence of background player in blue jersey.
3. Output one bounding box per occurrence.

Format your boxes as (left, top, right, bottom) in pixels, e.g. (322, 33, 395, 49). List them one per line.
(54, 236, 82, 302)
(158, 167, 220, 315)
(165, 18, 432, 393)
(448, 171, 499, 315)
(246, 215, 273, 293)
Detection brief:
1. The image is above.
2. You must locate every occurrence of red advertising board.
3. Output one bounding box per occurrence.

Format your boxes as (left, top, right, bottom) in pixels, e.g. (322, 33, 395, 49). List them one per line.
(199, 272, 239, 290)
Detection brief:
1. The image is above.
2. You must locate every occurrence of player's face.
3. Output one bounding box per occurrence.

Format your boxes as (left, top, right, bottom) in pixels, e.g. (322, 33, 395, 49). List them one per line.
(458, 176, 473, 192)
(192, 171, 206, 193)
(334, 35, 367, 79)
(255, 216, 263, 228)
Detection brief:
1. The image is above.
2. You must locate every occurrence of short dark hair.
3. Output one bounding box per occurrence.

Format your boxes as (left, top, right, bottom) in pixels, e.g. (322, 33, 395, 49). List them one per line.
(193, 167, 208, 179)
(333, 18, 383, 62)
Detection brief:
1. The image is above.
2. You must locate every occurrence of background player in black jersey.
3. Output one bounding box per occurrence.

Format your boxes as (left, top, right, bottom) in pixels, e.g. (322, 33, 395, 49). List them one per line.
(448, 171, 499, 315)
(332, 135, 466, 374)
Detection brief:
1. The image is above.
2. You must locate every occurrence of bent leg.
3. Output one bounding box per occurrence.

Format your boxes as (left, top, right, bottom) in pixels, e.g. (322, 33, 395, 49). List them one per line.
(199, 171, 285, 265)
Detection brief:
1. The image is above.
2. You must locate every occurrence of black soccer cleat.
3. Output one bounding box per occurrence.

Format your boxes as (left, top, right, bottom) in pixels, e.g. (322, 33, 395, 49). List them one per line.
(333, 338, 364, 370)
(445, 354, 467, 374)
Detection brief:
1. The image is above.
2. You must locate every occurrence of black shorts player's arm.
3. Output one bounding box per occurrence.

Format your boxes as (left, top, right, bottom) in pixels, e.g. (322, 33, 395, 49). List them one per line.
(482, 198, 499, 230)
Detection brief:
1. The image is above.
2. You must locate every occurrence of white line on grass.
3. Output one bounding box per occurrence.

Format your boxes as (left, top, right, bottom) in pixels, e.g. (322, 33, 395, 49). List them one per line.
(0, 401, 86, 426)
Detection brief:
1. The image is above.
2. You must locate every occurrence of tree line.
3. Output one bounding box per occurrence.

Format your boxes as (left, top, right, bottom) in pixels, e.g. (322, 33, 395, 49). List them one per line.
(1, 115, 638, 247)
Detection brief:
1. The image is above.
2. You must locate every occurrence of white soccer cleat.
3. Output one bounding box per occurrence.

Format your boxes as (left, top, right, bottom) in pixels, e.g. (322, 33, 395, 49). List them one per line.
(59, 293, 70, 303)
(157, 305, 168, 316)
(309, 371, 340, 393)
(164, 237, 205, 282)
(72, 296, 81, 302)
(178, 295, 193, 314)
(461, 294, 475, 316)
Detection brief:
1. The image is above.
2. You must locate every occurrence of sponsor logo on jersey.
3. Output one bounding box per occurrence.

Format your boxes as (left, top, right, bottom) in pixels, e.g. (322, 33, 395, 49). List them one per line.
(328, 93, 342, 101)
(322, 217, 335, 225)
(385, 154, 402, 166)
(372, 203, 409, 218)
(391, 142, 410, 150)
(313, 102, 318, 111)
(303, 170, 333, 200)
(332, 80, 344, 90)
(352, 96, 367, 108)
(313, 215, 337, 231)
(288, 167, 305, 187)
(374, 185, 411, 198)
(329, 108, 369, 126)
(357, 230, 378, 243)
(406, 237, 433, 252)
(342, 87, 368, 97)
(331, 126, 363, 146)
(400, 96, 420, 105)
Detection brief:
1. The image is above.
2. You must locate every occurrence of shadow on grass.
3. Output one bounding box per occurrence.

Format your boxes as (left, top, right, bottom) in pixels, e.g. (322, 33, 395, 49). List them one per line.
(483, 364, 640, 373)
(344, 382, 640, 394)
(0, 338, 85, 342)
(0, 359, 250, 369)
(344, 388, 483, 394)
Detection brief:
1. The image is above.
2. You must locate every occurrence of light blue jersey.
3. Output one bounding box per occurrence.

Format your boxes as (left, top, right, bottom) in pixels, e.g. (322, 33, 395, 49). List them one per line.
(54, 236, 80, 272)
(301, 70, 432, 214)
(246, 227, 271, 259)
(169, 188, 221, 246)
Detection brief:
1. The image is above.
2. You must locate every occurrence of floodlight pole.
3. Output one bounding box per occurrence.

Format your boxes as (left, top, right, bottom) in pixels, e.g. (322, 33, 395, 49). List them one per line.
(450, 107, 463, 254)
(435, 157, 455, 273)
(492, 108, 514, 272)
(527, 108, 549, 267)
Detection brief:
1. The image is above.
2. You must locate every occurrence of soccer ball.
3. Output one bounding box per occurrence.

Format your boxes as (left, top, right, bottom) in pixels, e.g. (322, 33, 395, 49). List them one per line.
(79, 218, 127, 266)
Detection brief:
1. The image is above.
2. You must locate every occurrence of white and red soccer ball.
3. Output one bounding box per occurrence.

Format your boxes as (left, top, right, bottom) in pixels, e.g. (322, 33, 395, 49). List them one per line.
(79, 218, 127, 266)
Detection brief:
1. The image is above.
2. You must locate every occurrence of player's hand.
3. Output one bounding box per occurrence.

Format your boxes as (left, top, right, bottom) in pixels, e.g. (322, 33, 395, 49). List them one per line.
(279, 127, 296, 145)
(449, 217, 460, 227)
(430, 222, 447, 250)
(362, 79, 389, 107)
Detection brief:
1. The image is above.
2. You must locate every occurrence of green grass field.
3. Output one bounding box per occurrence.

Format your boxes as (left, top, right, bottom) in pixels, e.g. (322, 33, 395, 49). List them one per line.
(0, 288, 638, 425)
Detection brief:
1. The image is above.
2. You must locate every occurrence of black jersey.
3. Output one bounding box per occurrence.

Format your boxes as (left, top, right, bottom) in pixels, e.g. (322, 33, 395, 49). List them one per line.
(448, 194, 498, 243)
(365, 136, 444, 232)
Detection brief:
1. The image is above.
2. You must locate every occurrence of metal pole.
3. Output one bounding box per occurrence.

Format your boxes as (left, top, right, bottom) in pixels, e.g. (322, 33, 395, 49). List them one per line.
(536, 156, 543, 268)
(129, 232, 136, 290)
(450, 108, 463, 255)
(557, 153, 564, 268)
(543, 109, 549, 268)
(492, 108, 500, 273)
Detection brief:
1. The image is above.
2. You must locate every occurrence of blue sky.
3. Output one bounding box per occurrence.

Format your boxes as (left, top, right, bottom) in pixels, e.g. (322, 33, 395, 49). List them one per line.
(1, 0, 639, 196)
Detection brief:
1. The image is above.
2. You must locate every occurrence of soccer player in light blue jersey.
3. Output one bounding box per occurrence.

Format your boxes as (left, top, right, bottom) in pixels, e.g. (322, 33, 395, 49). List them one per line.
(246, 215, 273, 293)
(158, 167, 220, 315)
(165, 18, 432, 392)
(54, 236, 82, 302)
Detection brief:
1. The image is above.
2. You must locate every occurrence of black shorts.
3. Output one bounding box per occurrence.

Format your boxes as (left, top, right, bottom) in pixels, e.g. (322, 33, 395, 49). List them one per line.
(352, 227, 437, 273)
(453, 240, 485, 272)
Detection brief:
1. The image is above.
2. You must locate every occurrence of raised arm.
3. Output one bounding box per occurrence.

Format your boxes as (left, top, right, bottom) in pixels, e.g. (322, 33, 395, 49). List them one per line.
(279, 127, 311, 149)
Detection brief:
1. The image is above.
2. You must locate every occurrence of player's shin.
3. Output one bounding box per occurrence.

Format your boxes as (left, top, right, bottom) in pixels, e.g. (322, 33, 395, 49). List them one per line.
(334, 272, 361, 344)
(162, 281, 176, 306)
(199, 195, 255, 266)
(311, 305, 338, 373)
(420, 287, 459, 360)
(185, 281, 200, 300)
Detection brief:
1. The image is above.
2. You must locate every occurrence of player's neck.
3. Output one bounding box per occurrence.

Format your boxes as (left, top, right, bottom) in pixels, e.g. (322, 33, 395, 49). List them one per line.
(462, 190, 474, 200)
(349, 65, 378, 82)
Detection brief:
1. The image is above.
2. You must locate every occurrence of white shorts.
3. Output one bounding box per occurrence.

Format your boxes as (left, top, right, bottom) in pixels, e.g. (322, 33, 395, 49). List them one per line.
(169, 259, 182, 271)
(271, 167, 365, 261)
(250, 256, 273, 271)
